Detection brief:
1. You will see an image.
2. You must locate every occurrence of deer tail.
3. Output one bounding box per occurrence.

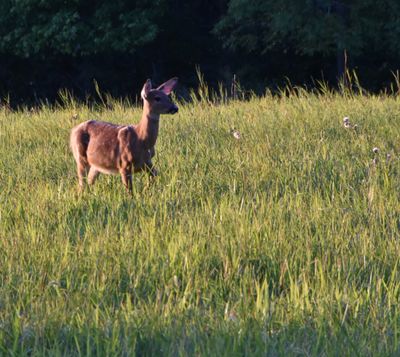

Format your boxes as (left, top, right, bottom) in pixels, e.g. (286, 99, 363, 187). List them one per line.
(70, 123, 90, 165)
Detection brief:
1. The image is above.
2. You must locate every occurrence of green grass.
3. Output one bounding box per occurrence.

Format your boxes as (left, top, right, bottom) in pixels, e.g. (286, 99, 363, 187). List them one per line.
(1, 89, 400, 355)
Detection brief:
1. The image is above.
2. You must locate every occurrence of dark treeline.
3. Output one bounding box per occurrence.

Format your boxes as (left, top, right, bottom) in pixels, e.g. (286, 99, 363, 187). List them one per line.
(0, 0, 399, 105)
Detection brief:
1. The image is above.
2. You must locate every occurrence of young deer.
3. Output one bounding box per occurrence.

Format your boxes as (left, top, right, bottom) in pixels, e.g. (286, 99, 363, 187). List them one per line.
(70, 77, 178, 192)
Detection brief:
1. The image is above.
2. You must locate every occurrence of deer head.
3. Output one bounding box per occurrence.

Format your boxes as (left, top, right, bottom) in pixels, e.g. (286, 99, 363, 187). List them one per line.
(141, 78, 179, 115)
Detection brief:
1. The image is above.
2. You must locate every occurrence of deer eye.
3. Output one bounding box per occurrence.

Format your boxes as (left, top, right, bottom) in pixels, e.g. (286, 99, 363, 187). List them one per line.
(154, 97, 161, 102)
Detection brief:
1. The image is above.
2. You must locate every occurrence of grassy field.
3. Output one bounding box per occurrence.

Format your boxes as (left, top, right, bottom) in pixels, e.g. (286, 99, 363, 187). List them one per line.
(1, 87, 400, 356)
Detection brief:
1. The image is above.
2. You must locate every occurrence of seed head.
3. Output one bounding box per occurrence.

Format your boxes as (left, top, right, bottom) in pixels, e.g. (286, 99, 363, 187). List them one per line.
(228, 311, 238, 322)
(344, 122, 351, 128)
(173, 275, 180, 288)
(231, 129, 241, 140)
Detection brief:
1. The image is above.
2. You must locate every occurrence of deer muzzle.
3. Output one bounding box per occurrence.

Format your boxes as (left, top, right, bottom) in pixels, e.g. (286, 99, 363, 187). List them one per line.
(168, 105, 178, 114)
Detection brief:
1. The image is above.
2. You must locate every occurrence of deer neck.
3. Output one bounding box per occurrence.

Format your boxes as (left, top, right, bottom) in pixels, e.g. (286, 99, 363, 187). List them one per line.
(137, 102, 160, 149)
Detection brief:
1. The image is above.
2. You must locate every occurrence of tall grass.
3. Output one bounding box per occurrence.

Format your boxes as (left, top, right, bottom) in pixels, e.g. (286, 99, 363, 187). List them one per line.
(1, 83, 400, 355)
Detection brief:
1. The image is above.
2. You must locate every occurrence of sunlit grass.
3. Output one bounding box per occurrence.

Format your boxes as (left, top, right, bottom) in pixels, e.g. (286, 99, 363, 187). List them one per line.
(1, 88, 400, 355)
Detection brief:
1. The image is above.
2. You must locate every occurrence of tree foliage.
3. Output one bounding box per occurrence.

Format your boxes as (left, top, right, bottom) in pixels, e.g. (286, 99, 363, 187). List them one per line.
(0, 0, 162, 57)
(0, 0, 399, 102)
(215, 0, 400, 57)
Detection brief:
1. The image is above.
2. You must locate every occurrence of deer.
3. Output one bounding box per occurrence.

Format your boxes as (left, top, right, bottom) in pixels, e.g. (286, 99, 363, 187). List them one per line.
(70, 77, 178, 193)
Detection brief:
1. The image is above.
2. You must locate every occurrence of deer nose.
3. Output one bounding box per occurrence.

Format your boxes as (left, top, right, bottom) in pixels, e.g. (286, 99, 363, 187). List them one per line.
(168, 105, 178, 114)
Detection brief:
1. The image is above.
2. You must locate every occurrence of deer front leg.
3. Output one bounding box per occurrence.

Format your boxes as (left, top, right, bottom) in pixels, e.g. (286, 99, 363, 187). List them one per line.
(119, 164, 133, 193)
(149, 147, 155, 158)
(145, 160, 158, 178)
(144, 148, 157, 177)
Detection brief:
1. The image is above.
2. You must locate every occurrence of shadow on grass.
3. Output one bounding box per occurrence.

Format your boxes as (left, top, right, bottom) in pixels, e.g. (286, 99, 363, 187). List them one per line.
(4, 316, 398, 356)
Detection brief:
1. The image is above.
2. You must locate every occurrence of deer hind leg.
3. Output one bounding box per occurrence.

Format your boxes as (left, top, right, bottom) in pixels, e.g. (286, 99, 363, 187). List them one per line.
(71, 126, 90, 190)
(76, 160, 89, 190)
(88, 167, 100, 185)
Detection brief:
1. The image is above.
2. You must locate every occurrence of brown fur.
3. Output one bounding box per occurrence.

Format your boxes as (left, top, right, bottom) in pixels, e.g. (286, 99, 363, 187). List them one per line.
(70, 78, 178, 192)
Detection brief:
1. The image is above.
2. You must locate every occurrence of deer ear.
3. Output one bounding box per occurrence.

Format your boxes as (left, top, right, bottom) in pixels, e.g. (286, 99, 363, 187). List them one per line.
(141, 79, 152, 100)
(157, 77, 178, 95)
